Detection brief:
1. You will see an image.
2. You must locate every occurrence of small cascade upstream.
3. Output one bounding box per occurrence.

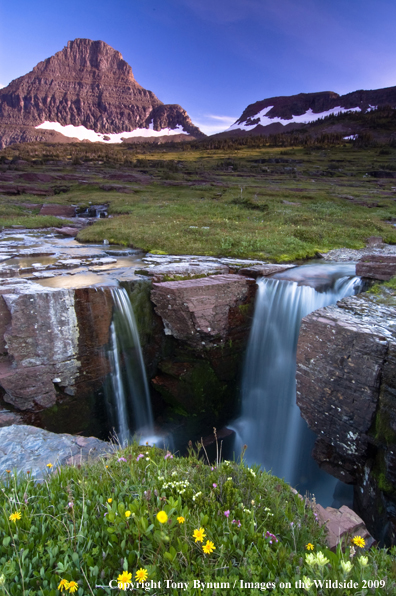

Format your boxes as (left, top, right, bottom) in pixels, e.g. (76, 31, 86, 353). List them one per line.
(106, 287, 154, 446)
(233, 263, 364, 503)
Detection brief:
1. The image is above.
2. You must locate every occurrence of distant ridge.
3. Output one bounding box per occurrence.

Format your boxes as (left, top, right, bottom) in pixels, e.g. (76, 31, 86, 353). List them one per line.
(214, 87, 396, 138)
(0, 39, 204, 148)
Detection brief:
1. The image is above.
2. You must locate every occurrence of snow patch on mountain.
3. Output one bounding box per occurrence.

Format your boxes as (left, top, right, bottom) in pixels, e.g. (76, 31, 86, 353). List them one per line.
(228, 105, 362, 132)
(35, 121, 188, 143)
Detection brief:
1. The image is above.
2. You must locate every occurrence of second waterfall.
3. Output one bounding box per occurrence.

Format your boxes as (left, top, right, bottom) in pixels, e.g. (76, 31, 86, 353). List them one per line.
(233, 263, 364, 501)
(106, 287, 154, 446)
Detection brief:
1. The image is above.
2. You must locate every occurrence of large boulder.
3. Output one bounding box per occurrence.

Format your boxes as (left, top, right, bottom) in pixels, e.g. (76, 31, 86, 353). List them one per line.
(0, 278, 113, 435)
(296, 290, 396, 544)
(150, 274, 257, 429)
(0, 425, 112, 480)
(356, 254, 396, 280)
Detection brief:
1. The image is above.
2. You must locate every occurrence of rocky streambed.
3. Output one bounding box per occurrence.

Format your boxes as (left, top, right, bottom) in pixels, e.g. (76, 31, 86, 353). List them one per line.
(1, 226, 396, 543)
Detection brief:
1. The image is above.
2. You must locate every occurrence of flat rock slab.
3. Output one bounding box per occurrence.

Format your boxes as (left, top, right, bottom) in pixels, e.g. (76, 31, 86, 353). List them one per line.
(320, 244, 396, 262)
(356, 254, 396, 280)
(137, 261, 229, 281)
(0, 425, 112, 480)
(39, 204, 76, 217)
(238, 264, 295, 278)
(151, 274, 255, 345)
(53, 227, 79, 237)
(315, 504, 375, 551)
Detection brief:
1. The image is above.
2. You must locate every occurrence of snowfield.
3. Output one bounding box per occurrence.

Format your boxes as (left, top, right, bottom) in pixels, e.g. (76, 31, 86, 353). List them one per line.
(35, 121, 188, 143)
(227, 105, 362, 131)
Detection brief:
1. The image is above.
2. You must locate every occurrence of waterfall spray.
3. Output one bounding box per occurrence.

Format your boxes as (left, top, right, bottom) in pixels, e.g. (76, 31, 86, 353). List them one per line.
(106, 287, 153, 446)
(233, 263, 364, 501)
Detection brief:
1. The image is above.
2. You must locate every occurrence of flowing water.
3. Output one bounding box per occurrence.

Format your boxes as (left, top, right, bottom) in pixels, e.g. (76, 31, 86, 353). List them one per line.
(106, 287, 154, 446)
(232, 263, 364, 503)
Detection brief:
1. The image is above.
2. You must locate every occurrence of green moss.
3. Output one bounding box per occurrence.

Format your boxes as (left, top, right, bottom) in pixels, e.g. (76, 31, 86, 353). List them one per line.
(373, 409, 396, 445)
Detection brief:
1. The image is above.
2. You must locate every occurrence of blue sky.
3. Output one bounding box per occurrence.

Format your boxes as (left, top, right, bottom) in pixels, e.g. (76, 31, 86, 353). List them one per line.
(0, 0, 395, 134)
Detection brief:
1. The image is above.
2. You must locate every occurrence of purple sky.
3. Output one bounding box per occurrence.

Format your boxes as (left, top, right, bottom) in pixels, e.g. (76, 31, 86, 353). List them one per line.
(0, 0, 395, 134)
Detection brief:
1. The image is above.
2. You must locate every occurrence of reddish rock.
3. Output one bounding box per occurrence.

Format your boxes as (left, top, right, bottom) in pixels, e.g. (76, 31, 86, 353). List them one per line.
(238, 264, 295, 278)
(0, 38, 204, 148)
(53, 227, 79, 237)
(315, 504, 375, 551)
(296, 291, 396, 543)
(151, 274, 256, 347)
(19, 172, 54, 183)
(39, 204, 76, 217)
(356, 254, 396, 280)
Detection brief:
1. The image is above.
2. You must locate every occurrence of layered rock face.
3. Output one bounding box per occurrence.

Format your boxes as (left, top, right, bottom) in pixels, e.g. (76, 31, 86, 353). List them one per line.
(0, 38, 203, 147)
(0, 278, 113, 436)
(296, 292, 396, 544)
(150, 275, 257, 428)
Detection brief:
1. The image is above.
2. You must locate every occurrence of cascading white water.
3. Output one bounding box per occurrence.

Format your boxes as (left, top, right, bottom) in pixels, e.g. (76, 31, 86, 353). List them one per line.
(233, 263, 364, 501)
(106, 287, 154, 446)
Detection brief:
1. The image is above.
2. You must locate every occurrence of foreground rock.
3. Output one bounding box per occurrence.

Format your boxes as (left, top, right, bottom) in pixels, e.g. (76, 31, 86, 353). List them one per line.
(315, 504, 375, 551)
(296, 290, 396, 544)
(0, 425, 112, 480)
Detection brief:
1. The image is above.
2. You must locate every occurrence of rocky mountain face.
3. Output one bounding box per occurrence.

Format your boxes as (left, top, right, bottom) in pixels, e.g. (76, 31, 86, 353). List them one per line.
(0, 39, 203, 147)
(222, 86, 396, 137)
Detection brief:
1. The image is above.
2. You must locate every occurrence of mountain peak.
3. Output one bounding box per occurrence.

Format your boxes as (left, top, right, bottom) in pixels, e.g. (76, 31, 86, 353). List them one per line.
(0, 39, 204, 146)
(31, 38, 136, 85)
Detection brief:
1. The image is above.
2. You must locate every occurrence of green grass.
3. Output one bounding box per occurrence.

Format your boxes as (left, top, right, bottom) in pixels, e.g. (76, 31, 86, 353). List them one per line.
(1, 143, 396, 261)
(0, 216, 73, 228)
(1, 442, 395, 595)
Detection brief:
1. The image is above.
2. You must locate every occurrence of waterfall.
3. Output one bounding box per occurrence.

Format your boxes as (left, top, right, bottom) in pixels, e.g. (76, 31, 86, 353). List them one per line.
(233, 263, 364, 501)
(106, 287, 153, 446)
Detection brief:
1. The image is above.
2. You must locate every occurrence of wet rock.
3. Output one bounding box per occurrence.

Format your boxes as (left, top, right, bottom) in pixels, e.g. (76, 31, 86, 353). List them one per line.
(296, 291, 396, 543)
(0, 424, 112, 480)
(356, 254, 396, 281)
(89, 257, 117, 266)
(53, 226, 79, 237)
(315, 504, 375, 551)
(1, 287, 80, 410)
(39, 204, 76, 217)
(238, 264, 295, 278)
(0, 408, 23, 427)
(0, 266, 19, 278)
(151, 274, 255, 346)
(0, 278, 113, 438)
(150, 274, 257, 427)
(320, 244, 396, 262)
(137, 261, 229, 281)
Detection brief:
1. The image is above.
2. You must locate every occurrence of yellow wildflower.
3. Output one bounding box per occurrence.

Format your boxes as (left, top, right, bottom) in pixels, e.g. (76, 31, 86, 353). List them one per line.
(177, 516, 185, 524)
(135, 568, 148, 583)
(6, 470, 10, 474)
(67, 581, 78, 593)
(46, 463, 53, 468)
(125, 511, 131, 518)
(352, 536, 365, 548)
(202, 540, 216, 554)
(306, 543, 314, 550)
(9, 511, 21, 523)
(117, 571, 132, 589)
(57, 579, 69, 591)
(157, 511, 168, 524)
(193, 527, 206, 543)
(108, 498, 113, 503)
